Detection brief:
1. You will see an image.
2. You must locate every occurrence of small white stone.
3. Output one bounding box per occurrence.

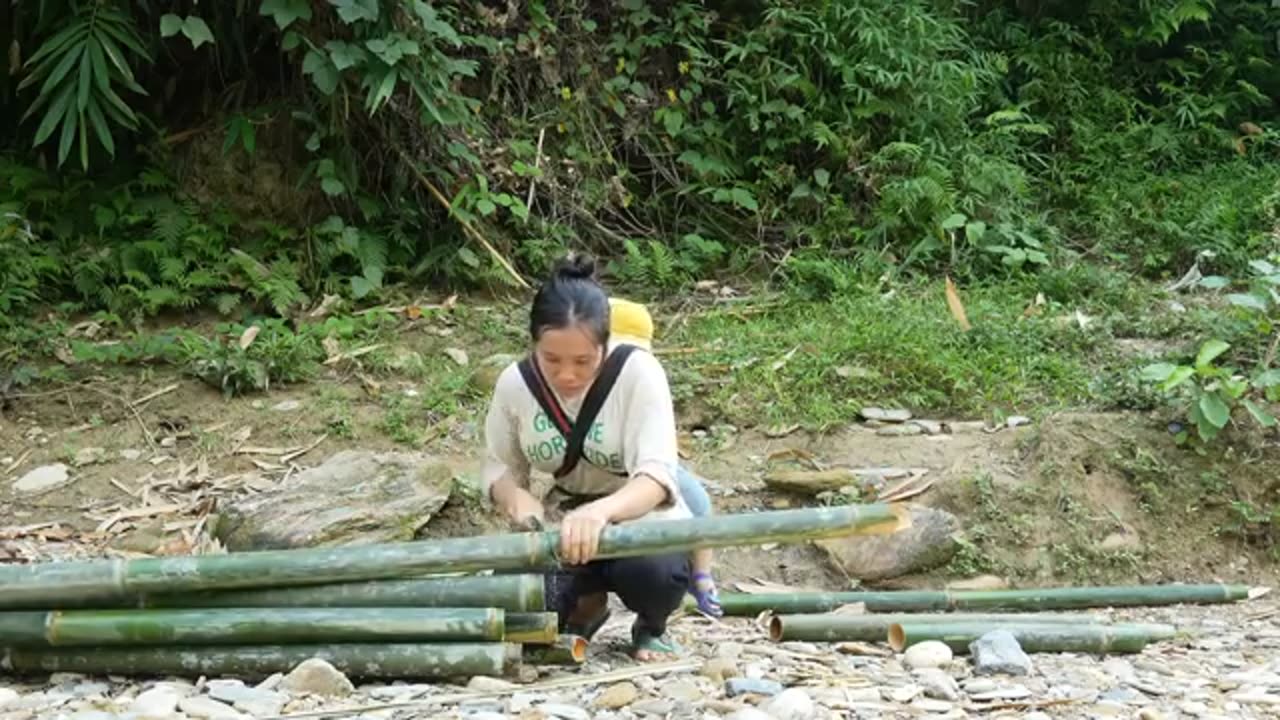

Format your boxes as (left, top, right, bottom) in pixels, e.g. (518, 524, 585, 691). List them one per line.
(903, 641, 953, 670)
(760, 688, 815, 720)
(280, 657, 355, 697)
(179, 695, 248, 720)
(14, 463, 70, 493)
(129, 687, 181, 718)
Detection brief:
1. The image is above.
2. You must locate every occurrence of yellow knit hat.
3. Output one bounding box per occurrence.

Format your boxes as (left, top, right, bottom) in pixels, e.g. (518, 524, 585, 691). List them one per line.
(609, 297, 654, 350)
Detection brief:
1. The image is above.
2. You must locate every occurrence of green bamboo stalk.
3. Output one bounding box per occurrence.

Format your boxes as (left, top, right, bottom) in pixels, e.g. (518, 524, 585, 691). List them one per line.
(504, 612, 558, 644)
(0, 504, 904, 608)
(2, 643, 521, 679)
(0, 608, 505, 646)
(137, 574, 545, 612)
(888, 622, 1171, 654)
(767, 612, 1116, 643)
(703, 583, 1253, 616)
(521, 634, 587, 665)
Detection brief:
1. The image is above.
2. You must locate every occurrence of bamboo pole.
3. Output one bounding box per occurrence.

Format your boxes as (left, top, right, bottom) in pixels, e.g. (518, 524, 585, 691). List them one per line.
(504, 612, 558, 645)
(0, 504, 905, 608)
(767, 612, 1116, 643)
(705, 583, 1253, 616)
(521, 634, 587, 665)
(0, 608, 505, 646)
(887, 622, 1171, 654)
(138, 575, 545, 612)
(2, 643, 521, 679)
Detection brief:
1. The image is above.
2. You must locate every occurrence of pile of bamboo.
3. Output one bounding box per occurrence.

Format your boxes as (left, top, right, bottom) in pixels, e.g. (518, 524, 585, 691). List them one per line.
(703, 582, 1260, 655)
(0, 502, 907, 680)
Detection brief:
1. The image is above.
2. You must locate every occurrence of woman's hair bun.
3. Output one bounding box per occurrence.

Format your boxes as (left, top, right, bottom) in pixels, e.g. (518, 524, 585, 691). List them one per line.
(552, 253, 598, 281)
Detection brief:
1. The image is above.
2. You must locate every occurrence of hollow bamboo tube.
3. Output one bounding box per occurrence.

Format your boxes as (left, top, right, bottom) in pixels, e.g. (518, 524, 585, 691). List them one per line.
(767, 612, 1115, 642)
(0, 504, 904, 608)
(137, 574, 545, 612)
(708, 583, 1252, 616)
(521, 634, 587, 665)
(0, 608, 505, 646)
(2, 643, 521, 679)
(504, 612, 558, 644)
(887, 622, 1169, 654)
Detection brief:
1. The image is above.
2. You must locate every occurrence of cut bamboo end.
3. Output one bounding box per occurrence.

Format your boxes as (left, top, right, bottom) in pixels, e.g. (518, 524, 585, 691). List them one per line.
(888, 623, 907, 652)
(1249, 586, 1272, 601)
(565, 635, 588, 663)
(768, 615, 785, 643)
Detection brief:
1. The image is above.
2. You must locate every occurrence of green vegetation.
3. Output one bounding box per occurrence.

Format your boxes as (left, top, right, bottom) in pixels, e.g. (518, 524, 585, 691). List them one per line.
(0, 0, 1277, 454)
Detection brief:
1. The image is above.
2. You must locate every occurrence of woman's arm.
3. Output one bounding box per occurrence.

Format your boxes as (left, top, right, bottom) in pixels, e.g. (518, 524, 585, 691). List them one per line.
(558, 353, 681, 564)
(481, 369, 543, 523)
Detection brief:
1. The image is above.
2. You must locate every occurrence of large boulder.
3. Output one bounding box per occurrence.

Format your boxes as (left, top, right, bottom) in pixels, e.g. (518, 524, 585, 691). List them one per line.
(216, 451, 455, 550)
(816, 505, 960, 581)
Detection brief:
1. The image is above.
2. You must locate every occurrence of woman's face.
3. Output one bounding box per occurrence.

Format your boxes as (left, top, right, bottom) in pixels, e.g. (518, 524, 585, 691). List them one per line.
(534, 325, 604, 399)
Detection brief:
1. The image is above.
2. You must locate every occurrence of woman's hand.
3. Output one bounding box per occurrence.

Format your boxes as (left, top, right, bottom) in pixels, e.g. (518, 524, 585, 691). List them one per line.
(491, 478, 545, 526)
(559, 505, 609, 565)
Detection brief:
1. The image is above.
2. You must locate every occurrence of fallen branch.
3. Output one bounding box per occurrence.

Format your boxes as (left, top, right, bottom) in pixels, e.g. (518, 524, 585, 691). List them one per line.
(392, 146, 530, 290)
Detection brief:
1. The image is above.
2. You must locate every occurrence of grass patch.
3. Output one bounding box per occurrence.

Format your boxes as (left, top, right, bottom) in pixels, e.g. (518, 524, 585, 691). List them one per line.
(660, 279, 1111, 427)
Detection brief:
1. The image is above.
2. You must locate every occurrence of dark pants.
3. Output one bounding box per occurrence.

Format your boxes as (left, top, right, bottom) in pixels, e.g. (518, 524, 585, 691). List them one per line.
(546, 553, 690, 637)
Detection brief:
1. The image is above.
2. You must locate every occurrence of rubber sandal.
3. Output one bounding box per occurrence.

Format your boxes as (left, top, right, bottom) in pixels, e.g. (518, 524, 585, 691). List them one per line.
(630, 622, 684, 659)
(689, 571, 724, 618)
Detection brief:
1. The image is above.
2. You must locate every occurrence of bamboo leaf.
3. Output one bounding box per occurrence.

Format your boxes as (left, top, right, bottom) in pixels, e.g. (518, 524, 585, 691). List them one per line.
(85, 97, 115, 157)
(1243, 399, 1277, 428)
(37, 43, 84, 99)
(76, 50, 92, 111)
(1198, 391, 1231, 429)
(23, 23, 89, 69)
(78, 113, 89, 170)
(1195, 339, 1230, 369)
(32, 82, 75, 145)
(57, 102, 79, 165)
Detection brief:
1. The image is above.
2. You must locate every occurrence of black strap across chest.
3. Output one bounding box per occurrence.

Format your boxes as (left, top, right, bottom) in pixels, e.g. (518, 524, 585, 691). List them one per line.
(517, 344, 637, 479)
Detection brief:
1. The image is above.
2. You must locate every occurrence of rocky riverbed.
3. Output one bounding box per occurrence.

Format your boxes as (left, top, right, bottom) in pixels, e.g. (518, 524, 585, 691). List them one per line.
(3, 597, 1278, 720)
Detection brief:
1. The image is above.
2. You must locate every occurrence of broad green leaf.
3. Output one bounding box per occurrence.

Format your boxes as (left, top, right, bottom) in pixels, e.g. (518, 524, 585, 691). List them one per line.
(730, 187, 759, 211)
(1195, 339, 1230, 369)
(1198, 391, 1231, 429)
(321, 177, 346, 195)
(1243, 399, 1278, 428)
(476, 198, 496, 216)
(663, 108, 684, 136)
(1223, 377, 1249, 400)
(282, 32, 302, 51)
(1250, 259, 1277, 275)
(941, 213, 966, 230)
(1227, 293, 1268, 311)
(182, 17, 215, 49)
(367, 68, 398, 114)
(813, 168, 830, 188)
(350, 275, 375, 299)
(326, 41, 365, 70)
(332, 0, 380, 24)
(1197, 275, 1230, 289)
(160, 14, 184, 37)
(302, 50, 339, 94)
(965, 221, 987, 243)
(1140, 363, 1178, 382)
(1253, 369, 1280, 388)
(1159, 365, 1195, 392)
(260, 0, 312, 30)
(457, 246, 480, 268)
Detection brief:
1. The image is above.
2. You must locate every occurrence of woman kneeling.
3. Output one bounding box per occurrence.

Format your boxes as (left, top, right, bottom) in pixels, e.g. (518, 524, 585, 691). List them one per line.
(480, 254, 691, 661)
